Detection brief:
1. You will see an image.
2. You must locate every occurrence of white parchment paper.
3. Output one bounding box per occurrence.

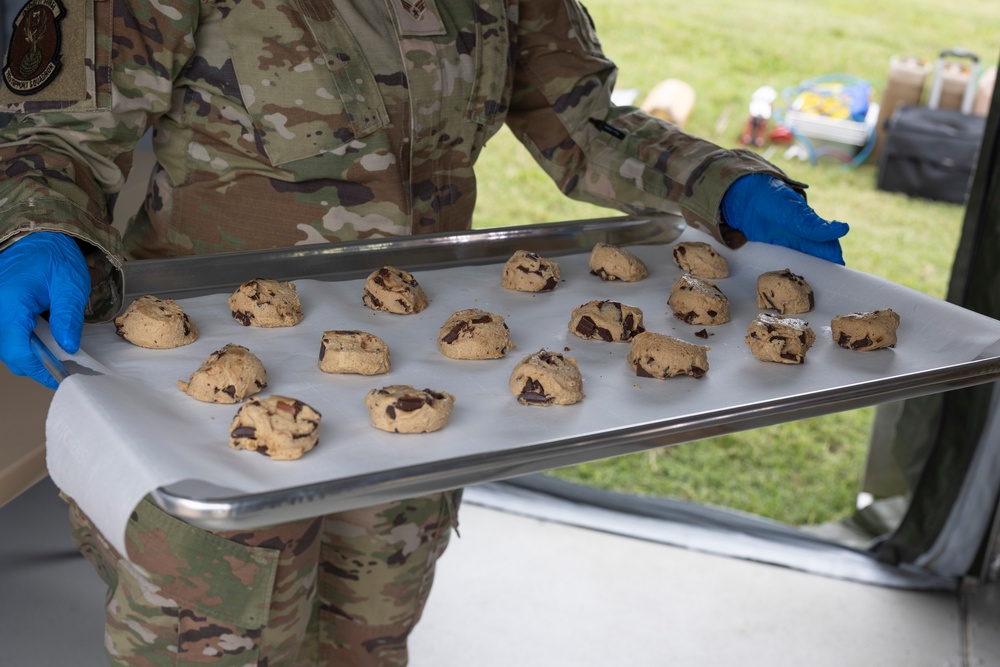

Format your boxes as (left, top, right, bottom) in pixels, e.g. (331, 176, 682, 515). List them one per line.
(44, 227, 1000, 555)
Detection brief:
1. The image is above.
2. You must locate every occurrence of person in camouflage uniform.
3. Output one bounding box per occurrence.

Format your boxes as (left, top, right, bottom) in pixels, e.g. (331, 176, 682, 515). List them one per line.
(0, 0, 848, 664)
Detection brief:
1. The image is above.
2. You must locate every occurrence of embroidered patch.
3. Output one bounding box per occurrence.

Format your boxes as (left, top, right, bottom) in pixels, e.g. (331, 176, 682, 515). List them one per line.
(398, 0, 426, 21)
(3, 0, 65, 96)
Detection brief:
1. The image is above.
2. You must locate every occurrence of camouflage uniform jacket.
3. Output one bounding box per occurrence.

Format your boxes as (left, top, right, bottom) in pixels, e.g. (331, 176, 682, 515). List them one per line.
(0, 0, 796, 321)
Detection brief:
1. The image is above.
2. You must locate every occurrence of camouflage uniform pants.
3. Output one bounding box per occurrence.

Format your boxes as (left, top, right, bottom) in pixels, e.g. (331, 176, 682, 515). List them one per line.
(66, 491, 461, 666)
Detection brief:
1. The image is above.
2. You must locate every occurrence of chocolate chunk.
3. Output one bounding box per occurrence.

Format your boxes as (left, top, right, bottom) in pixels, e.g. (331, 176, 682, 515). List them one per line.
(851, 336, 873, 350)
(518, 379, 550, 405)
(231, 426, 256, 439)
(575, 316, 598, 337)
(395, 395, 428, 412)
(441, 323, 465, 344)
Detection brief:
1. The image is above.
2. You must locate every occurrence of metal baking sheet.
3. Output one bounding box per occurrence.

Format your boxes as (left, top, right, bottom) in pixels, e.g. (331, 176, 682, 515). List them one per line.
(44, 215, 1000, 535)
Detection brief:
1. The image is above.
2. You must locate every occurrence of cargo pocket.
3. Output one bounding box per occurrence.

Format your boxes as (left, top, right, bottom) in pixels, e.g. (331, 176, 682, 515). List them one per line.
(217, 0, 388, 166)
(105, 497, 280, 665)
(464, 0, 512, 151)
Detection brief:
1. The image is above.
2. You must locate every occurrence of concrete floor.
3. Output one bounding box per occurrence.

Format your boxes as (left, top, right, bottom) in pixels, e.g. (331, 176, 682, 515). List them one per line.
(2, 476, 999, 667)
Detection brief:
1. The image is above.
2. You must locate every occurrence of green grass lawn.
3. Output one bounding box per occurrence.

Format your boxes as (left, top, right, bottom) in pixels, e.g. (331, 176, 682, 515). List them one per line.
(471, 0, 998, 525)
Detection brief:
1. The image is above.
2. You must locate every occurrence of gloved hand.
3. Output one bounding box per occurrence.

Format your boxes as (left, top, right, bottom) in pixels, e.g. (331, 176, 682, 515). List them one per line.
(721, 173, 849, 265)
(0, 232, 90, 389)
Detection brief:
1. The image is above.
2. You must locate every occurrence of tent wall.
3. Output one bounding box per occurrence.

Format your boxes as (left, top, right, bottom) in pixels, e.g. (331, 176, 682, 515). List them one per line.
(870, 49, 1000, 580)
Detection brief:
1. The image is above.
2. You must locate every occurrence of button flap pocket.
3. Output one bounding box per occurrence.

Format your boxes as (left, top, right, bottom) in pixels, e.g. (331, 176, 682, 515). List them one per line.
(219, 0, 388, 166)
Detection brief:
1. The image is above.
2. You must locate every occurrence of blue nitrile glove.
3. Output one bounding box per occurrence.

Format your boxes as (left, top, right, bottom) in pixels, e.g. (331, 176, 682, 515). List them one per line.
(0, 232, 90, 389)
(721, 174, 849, 265)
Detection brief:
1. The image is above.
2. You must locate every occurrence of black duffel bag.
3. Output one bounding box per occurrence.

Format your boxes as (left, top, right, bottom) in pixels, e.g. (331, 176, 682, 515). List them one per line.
(876, 105, 986, 203)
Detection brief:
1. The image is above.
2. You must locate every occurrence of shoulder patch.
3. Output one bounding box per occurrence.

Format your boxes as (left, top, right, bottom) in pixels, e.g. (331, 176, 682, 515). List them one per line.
(3, 0, 66, 95)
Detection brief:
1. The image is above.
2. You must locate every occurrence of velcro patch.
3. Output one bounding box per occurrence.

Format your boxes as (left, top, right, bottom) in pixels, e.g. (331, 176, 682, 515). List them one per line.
(1, 0, 91, 110)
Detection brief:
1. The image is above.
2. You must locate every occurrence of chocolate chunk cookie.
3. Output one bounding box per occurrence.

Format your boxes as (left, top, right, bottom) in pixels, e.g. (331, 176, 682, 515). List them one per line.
(114, 295, 198, 349)
(509, 349, 584, 406)
(178, 343, 267, 403)
(745, 313, 816, 364)
(229, 395, 322, 460)
(228, 279, 303, 327)
(568, 300, 646, 342)
(668, 275, 731, 326)
(437, 309, 514, 360)
(671, 241, 729, 279)
(588, 242, 649, 282)
(756, 269, 814, 314)
(502, 250, 561, 292)
(831, 309, 900, 351)
(627, 332, 710, 379)
(362, 266, 429, 314)
(364, 385, 455, 433)
(319, 330, 391, 375)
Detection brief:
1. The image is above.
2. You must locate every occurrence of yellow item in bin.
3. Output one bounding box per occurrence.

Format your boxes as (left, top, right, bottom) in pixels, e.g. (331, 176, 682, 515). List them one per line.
(794, 84, 855, 120)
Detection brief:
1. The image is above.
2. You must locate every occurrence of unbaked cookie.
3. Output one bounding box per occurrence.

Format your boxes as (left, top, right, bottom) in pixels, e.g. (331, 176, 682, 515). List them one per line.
(568, 300, 646, 342)
(672, 241, 729, 279)
(229, 395, 322, 461)
(502, 250, 561, 292)
(627, 332, 710, 379)
(668, 275, 731, 325)
(229, 279, 303, 327)
(362, 266, 429, 314)
(509, 349, 584, 406)
(114, 295, 198, 349)
(745, 313, 816, 364)
(364, 385, 455, 434)
(589, 242, 648, 282)
(319, 330, 390, 375)
(178, 343, 267, 403)
(831, 309, 900, 351)
(756, 269, 814, 314)
(437, 309, 514, 360)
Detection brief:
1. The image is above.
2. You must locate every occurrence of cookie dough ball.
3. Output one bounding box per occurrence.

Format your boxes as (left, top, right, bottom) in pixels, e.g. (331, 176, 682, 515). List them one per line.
(319, 330, 390, 375)
(589, 242, 649, 282)
(362, 266, 429, 314)
(569, 300, 646, 342)
(229, 279, 303, 327)
(668, 275, 731, 326)
(672, 241, 729, 279)
(364, 385, 455, 434)
(756, 269, 814, 314)
(831, 309, 900, 351)
(229, 395, 321, 461)
(745, 313, 816, 364)
(438, 309, 514, 360)
(114, 295, 198, 349)
(627, 332, 710, 379)
(178, 344, 267, 403)
(502, 250, 561, 292)
(509, 349, 584, 406)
